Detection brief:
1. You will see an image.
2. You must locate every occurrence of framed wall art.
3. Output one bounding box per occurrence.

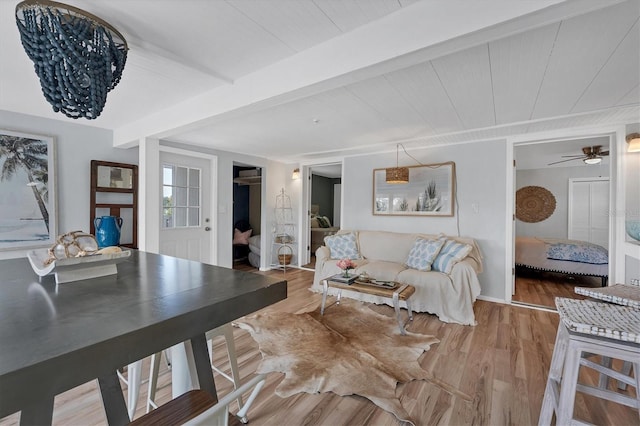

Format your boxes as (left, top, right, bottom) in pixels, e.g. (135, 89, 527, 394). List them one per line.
(0, 129, 57, 250)
(373, 162, 455, 216)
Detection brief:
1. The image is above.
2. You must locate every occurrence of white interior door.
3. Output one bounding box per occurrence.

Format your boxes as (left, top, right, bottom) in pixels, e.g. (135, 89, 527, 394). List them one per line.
(568, 178, 610, 249)
(160, 152, 212, 263)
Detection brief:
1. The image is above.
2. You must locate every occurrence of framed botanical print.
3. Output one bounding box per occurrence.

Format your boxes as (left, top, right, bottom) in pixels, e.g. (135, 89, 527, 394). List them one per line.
(373, 162, 455, 216)
(0, 129, 57, 250)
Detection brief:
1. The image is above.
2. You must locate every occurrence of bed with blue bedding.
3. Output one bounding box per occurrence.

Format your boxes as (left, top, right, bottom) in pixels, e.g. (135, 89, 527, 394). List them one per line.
(515, 237, 608, 287)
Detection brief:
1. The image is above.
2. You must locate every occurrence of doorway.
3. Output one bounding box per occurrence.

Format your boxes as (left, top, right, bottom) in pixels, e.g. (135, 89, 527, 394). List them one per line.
(232, 164, 262, 270)
(512, 136, 612, 309)
(302, 163, 342, 269)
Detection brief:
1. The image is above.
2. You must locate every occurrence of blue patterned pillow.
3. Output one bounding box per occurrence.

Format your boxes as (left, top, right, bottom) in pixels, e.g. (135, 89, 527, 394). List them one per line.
(432, 239, 473, 274)
(325, 232, 360, 260)
(406, 238, 445, 271)
(546, 242, 608, 264)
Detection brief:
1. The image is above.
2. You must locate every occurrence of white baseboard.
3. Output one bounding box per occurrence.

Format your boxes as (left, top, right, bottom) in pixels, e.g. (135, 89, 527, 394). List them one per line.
(477, 294, 558, 314)
(476, 294, 507, 304)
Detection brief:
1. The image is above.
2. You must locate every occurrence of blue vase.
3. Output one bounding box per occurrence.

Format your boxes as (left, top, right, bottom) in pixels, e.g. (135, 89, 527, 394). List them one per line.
(94, 216, 123, 248)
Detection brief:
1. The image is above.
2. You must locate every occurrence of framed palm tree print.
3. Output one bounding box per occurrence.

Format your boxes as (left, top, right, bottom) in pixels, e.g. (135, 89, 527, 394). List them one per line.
(0, 130, 57, 250)
(373, 162, 455, 216)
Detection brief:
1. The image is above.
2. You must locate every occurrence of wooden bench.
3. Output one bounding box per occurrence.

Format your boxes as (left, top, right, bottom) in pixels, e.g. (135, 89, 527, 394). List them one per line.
(129, 390, 216, 426)
(129, 374, 267, 426)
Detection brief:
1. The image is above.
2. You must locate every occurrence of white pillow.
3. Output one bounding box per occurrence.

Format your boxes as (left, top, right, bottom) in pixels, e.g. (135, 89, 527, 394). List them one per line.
(431, 239, 472, 274)
(324, 232, 360, 260)
(248, 234, 261, 247)
(405, 238, 445, 271)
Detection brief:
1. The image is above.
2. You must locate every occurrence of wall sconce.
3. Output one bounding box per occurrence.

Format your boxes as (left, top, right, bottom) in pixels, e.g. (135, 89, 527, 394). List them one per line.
(291, 168, 300, 180)
(385, 144, 409, 184)
(626, 133, 640, 152)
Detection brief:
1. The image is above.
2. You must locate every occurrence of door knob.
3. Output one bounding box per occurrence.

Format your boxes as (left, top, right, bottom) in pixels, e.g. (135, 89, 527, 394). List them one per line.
(204, 227, 211, 231)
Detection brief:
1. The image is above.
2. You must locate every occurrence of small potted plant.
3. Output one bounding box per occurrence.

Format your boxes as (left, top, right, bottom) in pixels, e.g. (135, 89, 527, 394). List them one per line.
(336, 258, 356, 278)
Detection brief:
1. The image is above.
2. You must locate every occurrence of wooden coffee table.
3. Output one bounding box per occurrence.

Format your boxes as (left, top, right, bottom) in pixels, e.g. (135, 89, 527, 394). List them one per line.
(321, 277, 415, 335)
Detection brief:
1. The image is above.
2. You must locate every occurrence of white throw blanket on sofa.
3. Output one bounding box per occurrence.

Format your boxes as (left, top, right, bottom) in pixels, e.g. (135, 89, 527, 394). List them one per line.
(311, 230, 483, 325)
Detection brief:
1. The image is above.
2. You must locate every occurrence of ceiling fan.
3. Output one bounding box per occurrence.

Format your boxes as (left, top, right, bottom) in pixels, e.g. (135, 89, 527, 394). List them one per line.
(548, 145, 609, 165)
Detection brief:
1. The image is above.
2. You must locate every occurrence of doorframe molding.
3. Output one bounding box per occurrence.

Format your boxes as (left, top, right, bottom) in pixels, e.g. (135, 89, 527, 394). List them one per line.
(299, 159, 344, 267)
(506, 124, 621, 304)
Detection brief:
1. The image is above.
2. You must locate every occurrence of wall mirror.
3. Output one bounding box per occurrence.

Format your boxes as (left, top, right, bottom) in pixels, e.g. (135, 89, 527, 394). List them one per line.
(96, 164, 134, 189)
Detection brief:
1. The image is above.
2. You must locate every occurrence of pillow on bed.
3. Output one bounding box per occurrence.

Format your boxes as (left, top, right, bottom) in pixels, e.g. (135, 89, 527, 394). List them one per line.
(546, 242, 608, 264)
(248, 235, 261, 256)
(431, 239, 473, 274)
(233, 228, 252, 245)
(248, 234, 260, 247)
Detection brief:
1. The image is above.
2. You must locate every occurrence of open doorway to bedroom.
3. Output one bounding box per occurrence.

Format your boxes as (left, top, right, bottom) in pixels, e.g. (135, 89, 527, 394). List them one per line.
(301, 163, 342, 270)
(513, 136, 611, 309)
(232, 163, 262, 270)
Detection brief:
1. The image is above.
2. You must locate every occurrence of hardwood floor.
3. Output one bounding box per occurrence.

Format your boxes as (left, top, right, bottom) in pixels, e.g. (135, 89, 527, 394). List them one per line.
(1, 267, 636, 425)
(512, 267, 604, 309)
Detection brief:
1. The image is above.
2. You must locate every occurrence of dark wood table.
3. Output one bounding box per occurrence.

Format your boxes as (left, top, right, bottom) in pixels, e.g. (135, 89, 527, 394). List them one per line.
(0, 251, 287, 425)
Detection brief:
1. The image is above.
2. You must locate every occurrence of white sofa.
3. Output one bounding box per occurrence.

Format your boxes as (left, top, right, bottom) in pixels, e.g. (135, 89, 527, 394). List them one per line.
(311, 230, 483, 325)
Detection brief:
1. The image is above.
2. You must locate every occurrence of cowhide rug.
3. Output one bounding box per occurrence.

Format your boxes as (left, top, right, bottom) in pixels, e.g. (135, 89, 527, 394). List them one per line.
(235, 300, 471, 425)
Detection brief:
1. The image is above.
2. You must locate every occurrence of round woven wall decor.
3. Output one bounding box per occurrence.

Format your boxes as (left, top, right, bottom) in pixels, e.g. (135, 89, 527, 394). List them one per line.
(516, 186, 556, 223)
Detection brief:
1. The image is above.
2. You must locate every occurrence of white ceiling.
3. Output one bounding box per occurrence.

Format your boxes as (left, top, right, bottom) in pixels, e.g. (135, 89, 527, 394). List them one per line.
(1, 0, 638, 162)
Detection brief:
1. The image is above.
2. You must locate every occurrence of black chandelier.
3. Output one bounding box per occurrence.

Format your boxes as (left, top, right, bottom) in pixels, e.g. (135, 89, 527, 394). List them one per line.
(15, 0, 128, 120)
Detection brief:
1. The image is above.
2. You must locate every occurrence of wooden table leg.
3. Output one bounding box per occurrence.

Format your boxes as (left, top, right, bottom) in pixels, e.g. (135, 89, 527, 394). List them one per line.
(190, 334, 218, 402)
(98, 370, 130, 426)
(19, 396, 54, 426)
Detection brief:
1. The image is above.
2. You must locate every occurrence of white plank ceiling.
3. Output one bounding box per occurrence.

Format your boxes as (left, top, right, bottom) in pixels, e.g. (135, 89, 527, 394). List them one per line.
(0, 0, 638, 162)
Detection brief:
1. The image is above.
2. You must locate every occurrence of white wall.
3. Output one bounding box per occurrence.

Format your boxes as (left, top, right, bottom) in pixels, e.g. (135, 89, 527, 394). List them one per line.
(516, 166, 608, 238)
(0, 110, 138, 259)
(341, 139, 507, 301)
